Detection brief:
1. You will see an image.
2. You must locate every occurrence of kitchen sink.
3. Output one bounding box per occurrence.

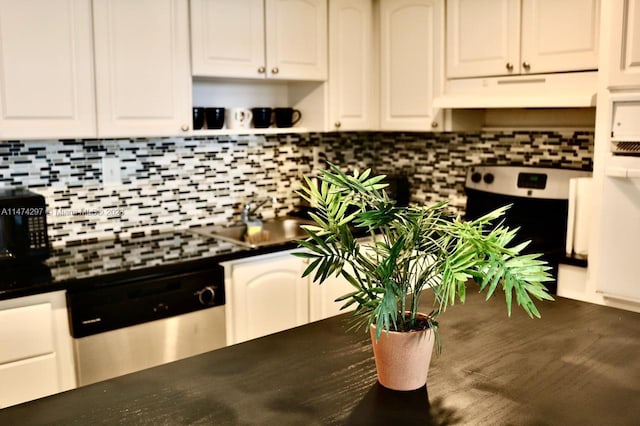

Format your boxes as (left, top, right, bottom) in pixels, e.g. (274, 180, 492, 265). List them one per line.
(188, 216, 316, 248)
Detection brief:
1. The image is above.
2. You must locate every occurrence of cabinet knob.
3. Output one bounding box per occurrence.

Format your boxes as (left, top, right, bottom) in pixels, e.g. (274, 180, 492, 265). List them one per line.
(181, 124, 189, 131)
(506, 62, 514, 71)
(431, 121, 438, 128)
(271, 67, 279, 75)
(334, 121, 342, 128)
(258, 66, 266, 74)
(522, 61, 531, 71)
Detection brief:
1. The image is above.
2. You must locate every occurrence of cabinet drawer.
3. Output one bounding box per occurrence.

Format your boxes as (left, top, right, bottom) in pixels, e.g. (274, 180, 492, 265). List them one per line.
(0, 303, 54, 364)
(0, 354, 59, 408)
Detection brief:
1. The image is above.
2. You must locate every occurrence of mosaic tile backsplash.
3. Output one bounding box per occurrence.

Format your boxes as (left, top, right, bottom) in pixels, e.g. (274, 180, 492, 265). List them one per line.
(0, 131, 593, 247)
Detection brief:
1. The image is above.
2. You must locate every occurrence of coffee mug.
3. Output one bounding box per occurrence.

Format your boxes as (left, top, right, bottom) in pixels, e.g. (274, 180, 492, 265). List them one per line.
(274, 108, 302, 128)
(252, 107, 273, 128)
(192, 107, 205, 130)
(225, 107, 253, 129)
(205, 107, 225, 130)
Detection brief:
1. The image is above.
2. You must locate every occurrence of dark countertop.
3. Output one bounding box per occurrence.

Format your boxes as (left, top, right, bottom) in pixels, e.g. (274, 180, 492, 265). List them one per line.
(0, 229, 302, 300)
(2, 290, 639, 425)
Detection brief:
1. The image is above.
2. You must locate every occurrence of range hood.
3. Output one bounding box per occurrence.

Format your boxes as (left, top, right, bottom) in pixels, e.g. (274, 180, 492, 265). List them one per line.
(433, 71, 597, 109)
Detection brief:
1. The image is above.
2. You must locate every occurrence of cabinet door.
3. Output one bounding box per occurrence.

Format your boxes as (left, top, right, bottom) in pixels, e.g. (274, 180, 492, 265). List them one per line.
(521, 0, 599, 75)
(328, 0, 375, 131)
(0, 0, 95, 140)
(265, 0, 328, 80)
(93, 0, 192, 138)
(596, 174, 640, 301)
(446, 0, 520, 78)
(190, 0, 266, 78)
(0, 291, 75, 408)
(380, 0, 443, 130)
(608, 0, 640, 87)
(309, 264, 357, 322)
(227, 252, 309, 344)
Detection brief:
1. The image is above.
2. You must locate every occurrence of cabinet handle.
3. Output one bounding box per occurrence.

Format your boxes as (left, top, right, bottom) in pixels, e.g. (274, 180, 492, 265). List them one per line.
(506, 62, 514, 71)
(522, 61, 531, 71)
(181, 124, 189, 132)
(334, 121, 342, 128)
(271, 67, 279, 74)
(257, 66, 266, 74)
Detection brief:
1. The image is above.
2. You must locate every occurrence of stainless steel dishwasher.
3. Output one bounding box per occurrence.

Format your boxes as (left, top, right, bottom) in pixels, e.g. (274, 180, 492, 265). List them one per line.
(67, 264, 226, 386)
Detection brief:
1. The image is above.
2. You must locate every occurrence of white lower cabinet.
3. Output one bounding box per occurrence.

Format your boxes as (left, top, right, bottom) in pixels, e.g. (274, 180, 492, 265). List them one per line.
(309, 262, 355, 322)
(0, 291, 76, 408)
(223, 249, 355, 345)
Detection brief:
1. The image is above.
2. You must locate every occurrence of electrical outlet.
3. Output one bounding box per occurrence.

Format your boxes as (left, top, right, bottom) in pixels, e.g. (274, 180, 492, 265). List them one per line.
(102, 157, 121, 186)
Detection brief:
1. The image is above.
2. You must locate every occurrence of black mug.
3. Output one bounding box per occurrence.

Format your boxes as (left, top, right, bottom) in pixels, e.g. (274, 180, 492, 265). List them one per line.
(274, 108, 302, 128)
(192, 107, 205, 130)
(205, 107, 225, 129)
(252, 107, 273, 128)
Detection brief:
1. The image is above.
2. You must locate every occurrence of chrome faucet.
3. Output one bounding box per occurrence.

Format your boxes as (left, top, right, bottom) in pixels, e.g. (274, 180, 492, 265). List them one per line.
(241, 196, 277, 224)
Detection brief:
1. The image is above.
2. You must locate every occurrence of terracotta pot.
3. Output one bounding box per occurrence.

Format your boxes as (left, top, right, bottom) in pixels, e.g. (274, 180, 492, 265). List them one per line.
(369, 316, 435, 391)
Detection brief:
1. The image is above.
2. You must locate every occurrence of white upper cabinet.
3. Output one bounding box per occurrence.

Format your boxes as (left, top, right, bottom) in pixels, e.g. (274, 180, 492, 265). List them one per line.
(0, 0, 96, 140)
(191, 0, 327, 81)
(380, 0, 443, 130)
(93, 0, 192, 137)
(328, 0, 376, 131)
(446, 0, 520, 78)
(447, 0, 600, 79)
(607, 0, 640, 88)
(265, 0, 327, 80)
(190, 0, 265, 78)
(520, 0, 599, 74)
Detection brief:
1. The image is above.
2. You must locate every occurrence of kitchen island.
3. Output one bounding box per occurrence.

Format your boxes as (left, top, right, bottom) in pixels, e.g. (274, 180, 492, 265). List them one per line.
(1, 290, 639, 425)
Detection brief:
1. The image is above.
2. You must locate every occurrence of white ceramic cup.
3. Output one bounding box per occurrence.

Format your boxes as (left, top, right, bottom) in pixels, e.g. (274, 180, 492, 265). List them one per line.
(225, 107, 253, 129)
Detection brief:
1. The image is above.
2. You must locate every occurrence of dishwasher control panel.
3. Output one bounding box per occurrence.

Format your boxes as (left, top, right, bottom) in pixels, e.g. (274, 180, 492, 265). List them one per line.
(67, 264, 225, 338)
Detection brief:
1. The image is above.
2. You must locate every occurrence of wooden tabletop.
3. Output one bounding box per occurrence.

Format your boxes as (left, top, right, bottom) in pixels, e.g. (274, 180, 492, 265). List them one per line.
(2, 290, 639, 425)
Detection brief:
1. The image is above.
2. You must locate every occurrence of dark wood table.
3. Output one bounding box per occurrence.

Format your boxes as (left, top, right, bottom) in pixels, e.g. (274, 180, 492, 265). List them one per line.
(2, 291, 639, 425)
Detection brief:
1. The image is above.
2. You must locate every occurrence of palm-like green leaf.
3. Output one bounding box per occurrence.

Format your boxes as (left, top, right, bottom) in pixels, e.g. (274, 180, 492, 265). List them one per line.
(294, 164, 554, 353)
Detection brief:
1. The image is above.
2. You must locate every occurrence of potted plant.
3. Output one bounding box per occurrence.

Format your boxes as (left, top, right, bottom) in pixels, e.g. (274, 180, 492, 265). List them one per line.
(294, 164, 554, 391)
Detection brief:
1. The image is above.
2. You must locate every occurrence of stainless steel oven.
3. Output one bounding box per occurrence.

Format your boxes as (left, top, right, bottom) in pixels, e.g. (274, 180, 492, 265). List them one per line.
(465, 166, 592, 294)
(67, 265, 226, 386)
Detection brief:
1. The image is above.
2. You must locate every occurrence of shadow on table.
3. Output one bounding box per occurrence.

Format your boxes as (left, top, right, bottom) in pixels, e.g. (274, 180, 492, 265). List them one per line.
(346, 383, 462, 425)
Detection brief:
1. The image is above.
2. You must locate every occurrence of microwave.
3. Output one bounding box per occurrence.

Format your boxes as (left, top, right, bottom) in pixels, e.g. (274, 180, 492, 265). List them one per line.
(0, 188, 50, 263)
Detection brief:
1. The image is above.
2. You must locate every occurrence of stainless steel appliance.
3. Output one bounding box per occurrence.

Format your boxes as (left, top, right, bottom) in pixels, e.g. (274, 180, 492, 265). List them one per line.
(465, 166, 592, 293)
(67, 264, 226, 386)
(0, 188, 49, 263)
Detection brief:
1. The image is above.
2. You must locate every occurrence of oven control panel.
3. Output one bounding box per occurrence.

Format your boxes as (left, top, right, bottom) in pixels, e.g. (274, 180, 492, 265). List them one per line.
(517, 172, 548, 190)
(465, 166, 591, 199)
